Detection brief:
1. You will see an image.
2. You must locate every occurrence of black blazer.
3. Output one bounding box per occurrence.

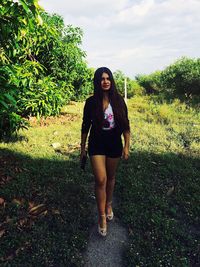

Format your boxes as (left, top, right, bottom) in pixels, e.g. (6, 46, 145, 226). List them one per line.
(81, 95, 130, 136)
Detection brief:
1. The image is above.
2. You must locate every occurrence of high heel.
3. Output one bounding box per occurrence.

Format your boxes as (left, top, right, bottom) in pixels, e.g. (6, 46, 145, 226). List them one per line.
(98, 214, 107, 237)
(106, 201, 114, 221)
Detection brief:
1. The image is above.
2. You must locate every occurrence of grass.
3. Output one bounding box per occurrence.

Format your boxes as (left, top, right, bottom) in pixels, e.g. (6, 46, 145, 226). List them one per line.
(0, 101, 94, 266)
(0, 96, 200, 266)
(116, 96, 200, 266)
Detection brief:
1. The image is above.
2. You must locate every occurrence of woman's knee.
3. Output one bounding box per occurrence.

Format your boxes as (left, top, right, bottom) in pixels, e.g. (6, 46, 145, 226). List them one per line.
(107, 175, 115, 182)
(95, 176, 107, 187)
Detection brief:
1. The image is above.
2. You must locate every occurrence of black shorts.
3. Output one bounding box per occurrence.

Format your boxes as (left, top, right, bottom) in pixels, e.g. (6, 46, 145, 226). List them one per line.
(88, 129, 123, 158)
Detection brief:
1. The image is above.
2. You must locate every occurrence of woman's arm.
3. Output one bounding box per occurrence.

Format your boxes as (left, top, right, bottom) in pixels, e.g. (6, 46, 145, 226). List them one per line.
(80, 98, 92, 159)
(122, 130, 130, 160)
(80, 132, 88, 157)
(121, 96, 130, 159)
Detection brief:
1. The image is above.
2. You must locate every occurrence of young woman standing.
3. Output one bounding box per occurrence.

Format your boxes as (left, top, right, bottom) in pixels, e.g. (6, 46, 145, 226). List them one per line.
(80, 67, 130, 236)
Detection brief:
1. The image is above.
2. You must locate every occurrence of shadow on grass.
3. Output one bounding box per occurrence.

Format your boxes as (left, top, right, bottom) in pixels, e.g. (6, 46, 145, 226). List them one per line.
(1, 147, 199, 266)
(116, 150, 200, 267)
(0, 134, 29, 144)
(0, 148, 93, 267)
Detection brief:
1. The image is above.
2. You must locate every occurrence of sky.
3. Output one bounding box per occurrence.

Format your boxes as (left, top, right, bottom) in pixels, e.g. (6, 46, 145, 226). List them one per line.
(39, 0, 200, 78)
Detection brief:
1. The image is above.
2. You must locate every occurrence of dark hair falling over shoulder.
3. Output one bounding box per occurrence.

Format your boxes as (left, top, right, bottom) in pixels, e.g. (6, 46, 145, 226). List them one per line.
(93, 67, 130, 133)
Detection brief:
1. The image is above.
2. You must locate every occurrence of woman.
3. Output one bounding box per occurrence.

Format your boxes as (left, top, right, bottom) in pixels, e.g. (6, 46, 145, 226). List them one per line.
(80, 67, 130, 237)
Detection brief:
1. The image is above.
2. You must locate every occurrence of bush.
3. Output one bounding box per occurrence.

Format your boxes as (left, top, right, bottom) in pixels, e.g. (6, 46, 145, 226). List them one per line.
(114, 70, 144, 98)
(0, 65, 28, 138)
(135, 71, 162, 94)
(161, 57, 200, 95)
(20, 77, 69, 118)
(0, 1, 91, 137)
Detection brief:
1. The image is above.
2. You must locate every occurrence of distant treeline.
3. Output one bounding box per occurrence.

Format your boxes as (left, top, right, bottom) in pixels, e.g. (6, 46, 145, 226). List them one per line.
(113, 57, 200, 98)
(134, 57, 200, 97)
(0, 0, 199, 137)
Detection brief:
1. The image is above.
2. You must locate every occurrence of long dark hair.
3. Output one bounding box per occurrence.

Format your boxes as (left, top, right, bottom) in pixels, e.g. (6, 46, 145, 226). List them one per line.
(93, 67, 130, 132)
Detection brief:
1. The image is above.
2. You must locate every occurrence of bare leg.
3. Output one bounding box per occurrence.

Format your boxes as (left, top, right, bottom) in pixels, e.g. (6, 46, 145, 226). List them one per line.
(90, 155, 107, 228)
(106, 157, 120, 215)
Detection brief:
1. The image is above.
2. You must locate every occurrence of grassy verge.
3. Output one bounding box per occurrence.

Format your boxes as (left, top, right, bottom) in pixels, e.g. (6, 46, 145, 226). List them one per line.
(0, 102, 94, 266)
(116, 96, 200, 266)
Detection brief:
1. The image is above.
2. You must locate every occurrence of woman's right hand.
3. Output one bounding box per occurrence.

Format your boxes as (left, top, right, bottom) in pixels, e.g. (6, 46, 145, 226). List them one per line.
(80, 149, 87, 170)
(80, 149, 87, 162)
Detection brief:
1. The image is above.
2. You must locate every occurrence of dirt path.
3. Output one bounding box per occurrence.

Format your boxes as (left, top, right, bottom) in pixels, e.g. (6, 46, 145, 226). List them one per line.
(84, 182, 129, 267)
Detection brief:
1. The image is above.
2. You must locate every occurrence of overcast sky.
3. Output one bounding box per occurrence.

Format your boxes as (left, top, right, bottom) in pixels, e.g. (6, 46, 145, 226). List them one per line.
(39, 0, 200, 78)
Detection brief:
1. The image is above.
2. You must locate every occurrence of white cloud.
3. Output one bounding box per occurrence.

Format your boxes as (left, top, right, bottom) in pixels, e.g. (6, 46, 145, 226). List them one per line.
(39, 0, 200, 77)
(40, 0, 129, 17)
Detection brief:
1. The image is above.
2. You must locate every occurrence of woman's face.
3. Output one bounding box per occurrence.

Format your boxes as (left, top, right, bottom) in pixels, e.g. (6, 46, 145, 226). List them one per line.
(101, 72, 111, 91)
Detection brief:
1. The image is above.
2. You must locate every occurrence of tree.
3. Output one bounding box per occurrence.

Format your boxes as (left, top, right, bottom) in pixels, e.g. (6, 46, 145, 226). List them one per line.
(0, 1, 92, 137)
(0, 0, 42, 137)
(114, 70, 144, 98)
(161, 57, 200, 95)
(135, 71, 162, 94)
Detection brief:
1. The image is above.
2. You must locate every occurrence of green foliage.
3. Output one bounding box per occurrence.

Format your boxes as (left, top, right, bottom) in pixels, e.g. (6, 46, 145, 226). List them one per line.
(116, 96, 200, 266)
(0, 65, 28, 138)
(161, 57, 200, 95)
(20, 77, 67, 118)
(135, 57, 200, 97)
(0, 0, 41, 61)
(128, 79, 146, 96)
(0, 91, 17, 137)
(135, 70, 162, 94)
(0, 0, 41, 137)
(0, 0, 91, 137)
(114, 70, 144, 98)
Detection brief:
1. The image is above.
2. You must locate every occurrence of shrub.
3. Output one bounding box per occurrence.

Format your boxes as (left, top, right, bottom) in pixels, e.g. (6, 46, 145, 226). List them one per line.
(161, 57, 200, 95)
(0, 65, 28, 138)
(20, 77, 68, 118)
(0, 0, 91, 137)
(135, 71, 162, 94)
(114, 70, 144, 98)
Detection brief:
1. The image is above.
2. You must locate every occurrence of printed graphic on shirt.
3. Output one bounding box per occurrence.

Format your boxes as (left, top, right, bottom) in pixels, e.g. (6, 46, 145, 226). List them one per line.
(102, 104, 115, 130)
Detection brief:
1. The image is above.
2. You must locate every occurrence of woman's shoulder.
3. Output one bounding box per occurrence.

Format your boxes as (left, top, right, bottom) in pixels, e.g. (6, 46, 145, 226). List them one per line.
(86, 95, 94, 102)
(116, 93, 126, 105)
(84, 95, 95, 110)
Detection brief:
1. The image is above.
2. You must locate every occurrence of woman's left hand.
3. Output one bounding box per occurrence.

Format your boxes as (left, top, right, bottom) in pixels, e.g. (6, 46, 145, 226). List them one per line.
(122, 146, 129, 160)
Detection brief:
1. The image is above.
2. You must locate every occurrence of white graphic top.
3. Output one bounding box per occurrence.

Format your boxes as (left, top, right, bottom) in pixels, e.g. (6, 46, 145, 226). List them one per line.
(102, 103, 115, 130)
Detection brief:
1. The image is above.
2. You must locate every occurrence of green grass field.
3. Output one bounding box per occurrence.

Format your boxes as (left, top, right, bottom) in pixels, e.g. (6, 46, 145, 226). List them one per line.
(116, 96, 200, 266)
(0, 96, 200, 266)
